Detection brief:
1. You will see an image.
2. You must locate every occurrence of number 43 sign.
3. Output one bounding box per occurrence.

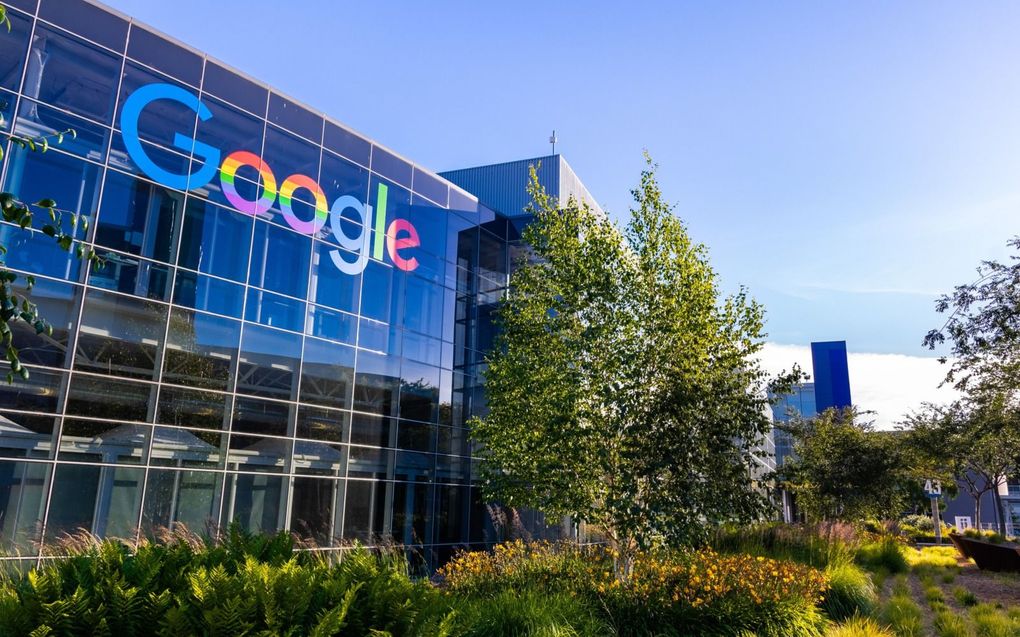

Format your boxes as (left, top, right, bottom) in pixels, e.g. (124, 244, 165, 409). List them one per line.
(924, 479, 942, 497)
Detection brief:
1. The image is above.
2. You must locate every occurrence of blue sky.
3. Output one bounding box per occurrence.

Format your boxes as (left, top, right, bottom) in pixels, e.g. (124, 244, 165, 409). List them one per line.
(105, 1, 1018, 420)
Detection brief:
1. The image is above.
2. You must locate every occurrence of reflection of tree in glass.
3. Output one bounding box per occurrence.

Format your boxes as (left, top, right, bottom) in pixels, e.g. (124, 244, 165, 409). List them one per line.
(0, 4, 99, 383)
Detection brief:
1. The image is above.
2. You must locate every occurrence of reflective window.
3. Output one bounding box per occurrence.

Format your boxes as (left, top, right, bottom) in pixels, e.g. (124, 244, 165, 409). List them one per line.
(163, 308, 240, 391)
(352, 351, 400, 417)
(46, 463, 144, 540)
(0, 460, 49, 555)
(88, 249, 172, 301)
(149, 426, 225, 469)
(236, 324, 301, 400)
(390, 481, 430, 545)
(245, 288, 304, 333)
(57, 418, 148, 465)
(370, 146, 411, 188)
(126, 26, 202, 87)
(0, 366, 64, 414)
(157, 385, 229, 430)
(27, 25, 121, 124)
(172, 270, 245, 317)
(14, 98, 110, 162)
(305, 305, 356, 346)
(0, 9, 30, 91)
(299, 337, 354, 410)
(323, 122, 370, 168)
(403, 275, 445, 338)
(39, 0, 129, 52)
(0, 412, 57, 460)
(350, 412, 393, 449)
(223, 472, 284, 533)
(399, 360, 440, 423)
(75, 289, 168, 380)
(95, 170, 184, 262)
(142, 468, 221, 536)
(397, 420, 435, 453)
(6, 278, 79, 368)
(232, 396, 290, 437)
(2, 144, 102, 231)
(342, 479, 385, 542)
(290, 476, 338, 545)
(267, 93, 321, 142)
(201, 62, 267, 116)
(348, 446, 392, 480)
(226, 436, 289, 474)
(248, 221, 309, 298)
(360, 260, 400, 323)
(191, 96, 264, 209)
(65, 373, 153, 421)
(0, 225, 82, 281)
(309, 240, 360, 313)
(434, 484, 469, 543)
(178, 197, 252, 282)
(412, 168, 448, 207)
(296, 405, 348, 443)
(117, 63, 200, 144)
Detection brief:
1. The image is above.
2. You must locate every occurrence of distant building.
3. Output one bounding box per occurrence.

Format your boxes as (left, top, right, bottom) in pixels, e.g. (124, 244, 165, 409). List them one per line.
(440, 155, 604, 218)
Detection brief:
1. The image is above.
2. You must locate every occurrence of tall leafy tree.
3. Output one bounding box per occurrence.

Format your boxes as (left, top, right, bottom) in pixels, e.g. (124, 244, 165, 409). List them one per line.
(924, 237, 1020, 394)
(471, 156, 796, 576)
(779, 407, 909, 522)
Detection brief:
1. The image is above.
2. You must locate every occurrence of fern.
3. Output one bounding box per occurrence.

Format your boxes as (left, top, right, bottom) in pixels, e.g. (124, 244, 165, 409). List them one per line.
(309, 583, 361, 637)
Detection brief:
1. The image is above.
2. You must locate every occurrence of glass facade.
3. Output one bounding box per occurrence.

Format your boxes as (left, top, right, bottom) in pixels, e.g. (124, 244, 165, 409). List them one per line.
(0, 0, 513, 566)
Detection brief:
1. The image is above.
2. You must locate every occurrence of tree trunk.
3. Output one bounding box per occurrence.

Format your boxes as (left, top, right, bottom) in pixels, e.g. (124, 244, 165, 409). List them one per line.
(974, 494, 982, 530)
(991, 484, 1007, 537)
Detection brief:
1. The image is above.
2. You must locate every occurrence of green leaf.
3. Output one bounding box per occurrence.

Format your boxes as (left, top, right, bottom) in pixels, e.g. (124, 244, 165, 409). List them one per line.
(35, 198, 56, 208)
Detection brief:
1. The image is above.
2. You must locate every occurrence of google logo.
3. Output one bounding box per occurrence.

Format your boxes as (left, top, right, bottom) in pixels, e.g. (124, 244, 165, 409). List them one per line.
(120, 83, 421, 274)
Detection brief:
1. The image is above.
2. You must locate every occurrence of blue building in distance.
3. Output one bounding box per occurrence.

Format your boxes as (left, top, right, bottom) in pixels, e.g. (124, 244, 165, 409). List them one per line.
(811, 341, 852, 412)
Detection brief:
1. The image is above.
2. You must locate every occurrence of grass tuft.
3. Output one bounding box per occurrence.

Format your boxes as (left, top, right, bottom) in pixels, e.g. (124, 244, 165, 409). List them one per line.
(825, 615, 896, 637)
(823, 563, 878, 621)
(953, 586, 978, 607)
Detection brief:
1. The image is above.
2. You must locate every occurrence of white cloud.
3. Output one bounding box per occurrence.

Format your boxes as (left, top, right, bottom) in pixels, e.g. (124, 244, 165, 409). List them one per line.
(756, 342, 960, 430)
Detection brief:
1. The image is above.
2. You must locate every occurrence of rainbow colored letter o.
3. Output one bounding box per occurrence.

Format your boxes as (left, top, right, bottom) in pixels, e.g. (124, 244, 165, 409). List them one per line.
(279, 174, 329, 234)
(220, 150, 278, 216)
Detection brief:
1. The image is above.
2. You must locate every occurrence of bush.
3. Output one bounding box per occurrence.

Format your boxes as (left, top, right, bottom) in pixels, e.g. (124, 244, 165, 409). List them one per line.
(953, 586, 978, 607)
(452, 590, 609, 637)
(439, 541, 830, 636)
(822, 563, 877, 621)
(824, 616, 895, 637)
(962, 528, 1007, 544)
(856, 537, 908, 574)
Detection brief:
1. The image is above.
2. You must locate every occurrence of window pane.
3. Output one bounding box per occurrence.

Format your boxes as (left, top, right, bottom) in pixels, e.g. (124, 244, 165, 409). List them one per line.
(177, 198, 253, 282)
(65, 373, 153, 421)
(236, 324, 301, 400)
(148, 427, 225, 469)
(305, 305, 356, 346)
(309, 241, 360, 313)
(296, 406, 348, 443)
(391, 481, 431, 545)
(342, 479, 385, 542)
(290, 476, 338, 546)
(399, 360, 440, 424)
(0, 10, 30, 91)
(352, 351, 399, 417)
(126, 26, 202, 87)
(163, 308, 239, 390)
(88, 249, 172, 301)
(0, 225, 82, 281)
(0, 412, 56, 460)
(222, 472, 284, 534)
(348, 446, 392, 480)
(95, 170, 184, 262)
(28, 25, 121, 124)
(0, 366, 64, 414)
(350, 413, 393, 449)
(14, 97, 110, 162)
(227, 435, 289, 474)
(46, 464, 143, 541)
(231, 396, 290, 437)
(299, 337, 354, 410)
(201, 62, 267, 116)
(0, 460, 49, 555)
(116, 63, 198, 149)
(172, 270, 245, 317)
(403, 276, 445, 338)
(267, 93, 322, 142)
(57, 419, 148, 465)
(434, 484, 469, 544)
(75, 289, 168, 380)
(2, 144, 102, 230)
(370, 146, 411, 188)
(245, 288, 304, 332)
(39, 0, 128, 52)
(157, 385, 229, 430)
(142, 468, 221, 537)
(6, 278, 79, 367)
(323, 123, 370, 168)
(248, 221, 309, 298)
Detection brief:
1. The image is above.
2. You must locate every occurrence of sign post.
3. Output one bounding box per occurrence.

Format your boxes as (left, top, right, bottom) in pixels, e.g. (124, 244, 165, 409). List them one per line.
(925, 479, 943, 545)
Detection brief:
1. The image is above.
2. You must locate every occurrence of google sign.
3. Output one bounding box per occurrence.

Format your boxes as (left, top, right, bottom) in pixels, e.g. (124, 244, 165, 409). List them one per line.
(120, 83, 421, 275)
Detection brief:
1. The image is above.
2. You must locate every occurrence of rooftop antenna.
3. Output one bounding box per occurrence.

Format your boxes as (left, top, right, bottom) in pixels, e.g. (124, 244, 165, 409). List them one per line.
(549, 130, 558, 155)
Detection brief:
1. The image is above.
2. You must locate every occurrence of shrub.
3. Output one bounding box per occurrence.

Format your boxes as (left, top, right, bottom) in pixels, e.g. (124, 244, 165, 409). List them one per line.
(822, 563, 877, 621)
(439, 541, 830, 636)
(452, 590, 609, 637)
(933, 607, 972, 637)
(953, 586, 978, 607)
(962, 528, 1007, 544)
(825, 616, 895, 637)
(857, 537, 908, 574)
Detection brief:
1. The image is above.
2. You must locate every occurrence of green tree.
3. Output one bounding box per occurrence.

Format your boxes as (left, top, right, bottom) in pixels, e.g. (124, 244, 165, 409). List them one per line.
(924, 237, 1020, 394)
(471, 157, 797, 576)
(779, 407, 909, 522)
(904, 396, 1020, 535)
(0, 4, 96, 383)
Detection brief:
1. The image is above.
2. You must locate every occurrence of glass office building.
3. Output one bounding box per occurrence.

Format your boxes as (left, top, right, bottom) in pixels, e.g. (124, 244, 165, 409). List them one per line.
(0, 0, 519, 566)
